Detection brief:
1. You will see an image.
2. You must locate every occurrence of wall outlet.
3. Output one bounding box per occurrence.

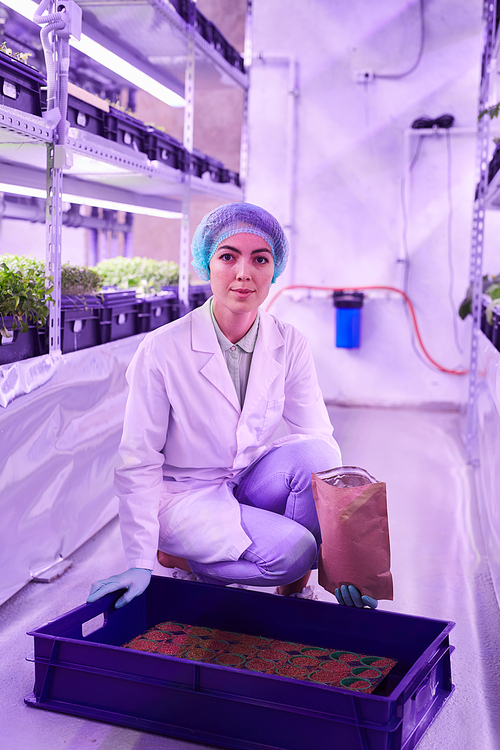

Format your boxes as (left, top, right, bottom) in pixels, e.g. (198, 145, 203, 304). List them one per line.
(354, 69, 374, 84)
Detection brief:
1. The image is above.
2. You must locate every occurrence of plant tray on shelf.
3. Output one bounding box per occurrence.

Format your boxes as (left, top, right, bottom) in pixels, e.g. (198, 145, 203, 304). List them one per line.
(60, 295, 104, 354)
(189, 149, 226, 182)
(211, 25, 245, 73)
(25, 576, 455, 750)
(99, 289, 140, 343)
(0, 50, 45, 116)
(137, 290, 180, 333)
(161, 284, 211, 313)
(144, 128, 187, 170)
(67, 95, 105, 137)
(103, 107, 149, 152)
(0, 316, 45, 365)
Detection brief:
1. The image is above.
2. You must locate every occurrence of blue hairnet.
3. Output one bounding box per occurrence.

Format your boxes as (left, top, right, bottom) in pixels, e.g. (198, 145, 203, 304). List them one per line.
(191, 202, 289, 284)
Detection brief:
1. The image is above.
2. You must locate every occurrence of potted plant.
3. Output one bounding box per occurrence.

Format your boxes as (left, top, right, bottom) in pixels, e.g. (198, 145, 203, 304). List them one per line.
(0, 255, 54, 364)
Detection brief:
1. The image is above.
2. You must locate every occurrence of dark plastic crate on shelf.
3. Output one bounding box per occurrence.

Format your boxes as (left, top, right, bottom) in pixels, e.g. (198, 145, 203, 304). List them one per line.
(481, 294, 494, 341)
(103, 107, 148, 152)
(194, 8, 214, 44)
(169, 0, 195, 23)
(144, 128, 188, 170)
(137, 290, 180, 333)
(67, 95, 105, 136)
(188, 149, 209, 178)
(0, 316, 45, 365)
(221, 167, 241, 186)
(60, 295, 104, 353)
(161, 284, 211, 314)
(0, 51, 45, 116)
(99, 289, 140, 343)
(488, 143, 500, 184)
(189, 149, 226, 182)
(189, 283, 212, 310)
(211, 26, 245, 73)
(492, 306, 500, 351)
(25, 576, 455, 750)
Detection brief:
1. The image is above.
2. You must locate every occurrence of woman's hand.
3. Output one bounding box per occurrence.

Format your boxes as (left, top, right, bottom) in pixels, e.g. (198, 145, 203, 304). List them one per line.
(335, 584, 378, 609)
(87, 568, 152, 608)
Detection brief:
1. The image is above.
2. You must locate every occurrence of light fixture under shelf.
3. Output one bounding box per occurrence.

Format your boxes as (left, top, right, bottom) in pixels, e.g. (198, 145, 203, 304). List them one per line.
(0, 181, 182, 219)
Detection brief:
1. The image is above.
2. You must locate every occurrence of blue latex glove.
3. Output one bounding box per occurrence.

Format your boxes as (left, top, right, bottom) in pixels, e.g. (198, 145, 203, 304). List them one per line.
(87, 567, 152, 609)
(334, 584, 378, 610)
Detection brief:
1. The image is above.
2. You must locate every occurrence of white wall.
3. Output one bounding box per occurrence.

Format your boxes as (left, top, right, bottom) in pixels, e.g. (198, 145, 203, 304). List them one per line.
(247, 0, 483, 407)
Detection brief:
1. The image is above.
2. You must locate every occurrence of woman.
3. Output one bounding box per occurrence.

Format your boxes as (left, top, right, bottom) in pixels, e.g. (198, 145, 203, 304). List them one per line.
(88, 203, 376, 610)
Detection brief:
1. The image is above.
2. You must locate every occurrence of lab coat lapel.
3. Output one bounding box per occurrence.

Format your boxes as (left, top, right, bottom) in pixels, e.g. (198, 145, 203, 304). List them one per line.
(241, 310, 283, 420)
(191, 301, 241, 413)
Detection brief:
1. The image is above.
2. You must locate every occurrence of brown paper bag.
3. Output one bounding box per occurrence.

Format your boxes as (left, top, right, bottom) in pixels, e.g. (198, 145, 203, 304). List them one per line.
(312, 467, 393, 601)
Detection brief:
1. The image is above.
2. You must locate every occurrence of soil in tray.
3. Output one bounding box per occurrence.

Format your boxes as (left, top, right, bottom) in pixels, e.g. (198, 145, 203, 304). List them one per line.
(124, 620, 398, 694)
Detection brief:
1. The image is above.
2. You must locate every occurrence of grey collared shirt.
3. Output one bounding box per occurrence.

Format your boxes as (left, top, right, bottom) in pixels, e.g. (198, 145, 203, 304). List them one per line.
(210, 299, 260, 408)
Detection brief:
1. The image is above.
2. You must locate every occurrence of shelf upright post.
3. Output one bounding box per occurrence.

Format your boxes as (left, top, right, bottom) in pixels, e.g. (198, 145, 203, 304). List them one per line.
(46, 126, 63, 354)
(239, 0, 253, 191)
(179, 8, 196, 317)
(465, 0, 495, 463)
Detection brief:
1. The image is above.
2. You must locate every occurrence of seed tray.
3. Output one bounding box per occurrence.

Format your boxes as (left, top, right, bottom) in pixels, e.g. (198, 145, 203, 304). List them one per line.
(25, 576, 454, 750)
(0, 51, 45, 116)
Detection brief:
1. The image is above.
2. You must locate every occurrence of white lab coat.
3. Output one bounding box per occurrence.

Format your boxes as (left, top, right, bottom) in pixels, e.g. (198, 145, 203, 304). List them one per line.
(115, 298, 341, 570)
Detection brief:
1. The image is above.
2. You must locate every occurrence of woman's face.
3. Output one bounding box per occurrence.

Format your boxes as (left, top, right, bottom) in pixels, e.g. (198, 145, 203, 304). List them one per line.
(209, 232, 275, 317)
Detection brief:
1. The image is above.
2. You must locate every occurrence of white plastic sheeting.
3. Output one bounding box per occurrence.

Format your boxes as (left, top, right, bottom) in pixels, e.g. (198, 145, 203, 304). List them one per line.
(476, 336, 500, 608)
(0, 335, 144, 606)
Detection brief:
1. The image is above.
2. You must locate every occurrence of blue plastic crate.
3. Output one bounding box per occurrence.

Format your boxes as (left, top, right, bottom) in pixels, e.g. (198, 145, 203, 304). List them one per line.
(25, 576, 454, 750)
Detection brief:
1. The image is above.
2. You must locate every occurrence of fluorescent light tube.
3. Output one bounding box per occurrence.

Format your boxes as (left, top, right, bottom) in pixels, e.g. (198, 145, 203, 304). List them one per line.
(1, 0, 185, 108)
(0, 182, 46, 199)
(0, 182, 182, 219)
(70, 36, 185, 108)
(62, 193, 183, 219)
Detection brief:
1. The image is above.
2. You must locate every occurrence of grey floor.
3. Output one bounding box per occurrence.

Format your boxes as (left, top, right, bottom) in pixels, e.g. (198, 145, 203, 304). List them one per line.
(1, 405, 499, 749)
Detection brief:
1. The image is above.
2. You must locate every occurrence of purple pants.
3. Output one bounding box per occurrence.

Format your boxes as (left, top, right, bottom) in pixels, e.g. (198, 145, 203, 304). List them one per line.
(189, 439, 339, 587)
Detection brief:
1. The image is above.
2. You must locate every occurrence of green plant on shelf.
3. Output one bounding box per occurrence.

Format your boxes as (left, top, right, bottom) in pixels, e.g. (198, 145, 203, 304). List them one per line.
(95, 256, 179, 295)
(0, 42, 32, 66)
(61, 264, 103, 296)
(0, 255, 54, 337)
(459, 274, 500, 323)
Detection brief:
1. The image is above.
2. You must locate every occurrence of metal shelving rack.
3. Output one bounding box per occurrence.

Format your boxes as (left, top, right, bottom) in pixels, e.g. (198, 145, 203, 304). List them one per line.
(0, 0, 248, 350)
(465, 0, 496, 462)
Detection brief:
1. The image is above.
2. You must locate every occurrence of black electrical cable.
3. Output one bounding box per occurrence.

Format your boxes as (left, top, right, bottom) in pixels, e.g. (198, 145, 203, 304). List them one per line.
(375, 0, 425, 80)
(411, 114, 455, 130)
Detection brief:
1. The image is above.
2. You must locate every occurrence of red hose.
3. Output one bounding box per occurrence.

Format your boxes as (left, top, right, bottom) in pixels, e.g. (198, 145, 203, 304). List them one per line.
(265, 284, 469, 376)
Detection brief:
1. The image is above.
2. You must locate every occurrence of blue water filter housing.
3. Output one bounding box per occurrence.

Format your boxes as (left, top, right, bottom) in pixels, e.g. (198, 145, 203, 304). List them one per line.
(333, 291, 364, 348)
